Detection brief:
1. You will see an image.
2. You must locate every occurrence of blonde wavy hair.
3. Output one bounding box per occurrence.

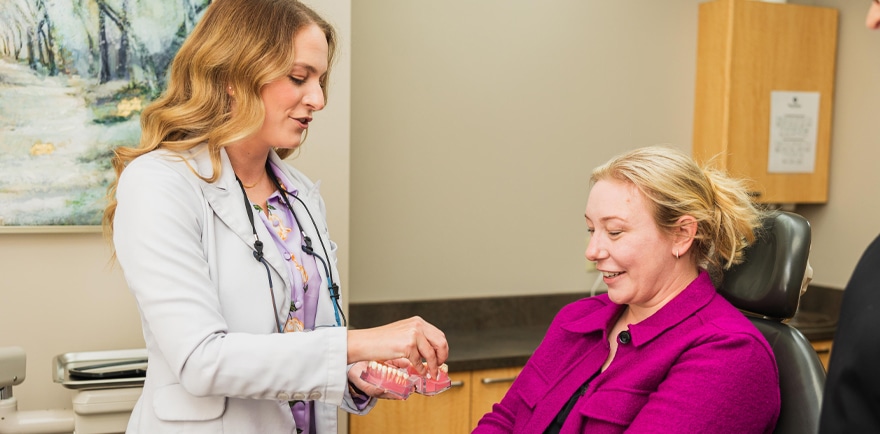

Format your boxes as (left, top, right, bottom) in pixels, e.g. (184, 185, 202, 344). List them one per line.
(102, 0, 337, 237)
(591, 146, 765, 271)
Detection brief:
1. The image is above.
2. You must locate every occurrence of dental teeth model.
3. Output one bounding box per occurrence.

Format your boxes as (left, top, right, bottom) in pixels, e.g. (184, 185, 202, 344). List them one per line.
(359, 361, 418, 398)
(414, 362, 452, 396)
(359, 361, 452, 398)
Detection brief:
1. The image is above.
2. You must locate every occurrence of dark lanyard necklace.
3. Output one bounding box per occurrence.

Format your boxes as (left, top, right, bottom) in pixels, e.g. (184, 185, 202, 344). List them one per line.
(234, 172, 282, 332)
(235, 160, 346, 328)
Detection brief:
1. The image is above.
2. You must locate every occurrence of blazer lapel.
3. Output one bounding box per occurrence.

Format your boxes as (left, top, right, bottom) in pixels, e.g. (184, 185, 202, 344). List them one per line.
(197, 148, 292, 294)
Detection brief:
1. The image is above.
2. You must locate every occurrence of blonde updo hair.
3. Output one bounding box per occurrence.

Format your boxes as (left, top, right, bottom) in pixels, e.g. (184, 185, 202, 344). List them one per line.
(103, 0, 337, 236)
(590, 146, 765, 271)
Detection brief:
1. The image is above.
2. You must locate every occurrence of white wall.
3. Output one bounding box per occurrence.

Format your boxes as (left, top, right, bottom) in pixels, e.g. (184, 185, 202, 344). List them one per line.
(0, 0, 351, 414)
(793, 0, 880, 287)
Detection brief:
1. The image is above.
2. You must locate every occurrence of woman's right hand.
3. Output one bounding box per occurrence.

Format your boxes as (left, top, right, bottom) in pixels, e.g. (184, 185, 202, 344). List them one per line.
(347, 316, 448, 379)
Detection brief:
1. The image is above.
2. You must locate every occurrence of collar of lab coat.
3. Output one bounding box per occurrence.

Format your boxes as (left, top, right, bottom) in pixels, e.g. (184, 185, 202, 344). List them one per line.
(182, 145, 339, 328)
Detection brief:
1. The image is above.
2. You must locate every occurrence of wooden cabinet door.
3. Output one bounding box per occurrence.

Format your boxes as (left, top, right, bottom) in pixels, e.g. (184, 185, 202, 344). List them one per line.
(469, 366, 523, 430)
(349, 375, 470, 434)
(693, 0, 838, 204)
(811, 340, 833, 372)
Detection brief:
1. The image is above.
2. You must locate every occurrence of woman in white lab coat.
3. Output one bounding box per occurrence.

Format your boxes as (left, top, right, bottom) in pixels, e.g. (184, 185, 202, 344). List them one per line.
(102, 1, 448, 432)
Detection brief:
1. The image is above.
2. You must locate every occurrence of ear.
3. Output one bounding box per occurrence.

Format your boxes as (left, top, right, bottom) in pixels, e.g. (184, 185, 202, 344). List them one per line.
(672, 215, 697, 258)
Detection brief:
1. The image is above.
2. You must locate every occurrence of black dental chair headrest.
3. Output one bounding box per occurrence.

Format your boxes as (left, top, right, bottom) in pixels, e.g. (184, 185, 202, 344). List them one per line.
(718, 211, 812, 321)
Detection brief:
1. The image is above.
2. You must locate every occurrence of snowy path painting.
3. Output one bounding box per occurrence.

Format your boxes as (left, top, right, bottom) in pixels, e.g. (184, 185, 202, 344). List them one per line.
(0, 0, 208, 229)
(0, 59, 139, 227)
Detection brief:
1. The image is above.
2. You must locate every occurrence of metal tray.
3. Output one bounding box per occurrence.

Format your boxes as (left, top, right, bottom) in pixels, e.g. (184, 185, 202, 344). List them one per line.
(54, 348, 147, 390)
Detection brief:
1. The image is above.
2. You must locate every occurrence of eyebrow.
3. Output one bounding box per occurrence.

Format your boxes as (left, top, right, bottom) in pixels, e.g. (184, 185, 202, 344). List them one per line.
(584, 214, 626, 224)
(292, 63, 325, 75)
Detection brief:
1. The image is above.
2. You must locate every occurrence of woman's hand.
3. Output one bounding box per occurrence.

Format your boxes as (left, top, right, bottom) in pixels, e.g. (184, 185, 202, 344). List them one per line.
(347, 359, 413, 400)
(347, 316, 449, 379)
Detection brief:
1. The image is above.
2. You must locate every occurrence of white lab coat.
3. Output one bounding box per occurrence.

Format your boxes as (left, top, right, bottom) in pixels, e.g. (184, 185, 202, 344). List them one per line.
(113, 144, 373, 433)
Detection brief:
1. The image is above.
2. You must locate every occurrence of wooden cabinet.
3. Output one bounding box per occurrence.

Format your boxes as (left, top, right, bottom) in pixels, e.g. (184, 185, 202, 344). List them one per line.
(692, 0, 838, 204)
(469, 366, 522, 427)
(811, 339, 833, 371)
(349, 366, 522, 434)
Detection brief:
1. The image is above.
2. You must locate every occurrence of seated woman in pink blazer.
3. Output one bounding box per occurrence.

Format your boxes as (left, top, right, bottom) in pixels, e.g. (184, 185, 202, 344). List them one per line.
(474, 146, 780, 434)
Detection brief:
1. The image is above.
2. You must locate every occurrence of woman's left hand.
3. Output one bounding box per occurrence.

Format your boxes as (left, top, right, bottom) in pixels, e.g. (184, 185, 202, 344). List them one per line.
(347, 359, 413, 400)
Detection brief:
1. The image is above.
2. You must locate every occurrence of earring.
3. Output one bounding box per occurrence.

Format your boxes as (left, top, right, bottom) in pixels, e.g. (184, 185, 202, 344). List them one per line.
(675, 249, 680, 259)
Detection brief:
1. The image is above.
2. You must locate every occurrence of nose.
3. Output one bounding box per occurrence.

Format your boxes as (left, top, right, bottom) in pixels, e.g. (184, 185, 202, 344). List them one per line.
(585, 233, 604, 262)
(304, 82, 326, 112)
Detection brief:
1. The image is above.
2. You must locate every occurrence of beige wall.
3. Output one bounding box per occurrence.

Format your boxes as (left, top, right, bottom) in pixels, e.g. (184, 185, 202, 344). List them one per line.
(350, 1, 701, 302)
(0, 0, 351, 413)
(794, 0, 880, 287)
(3, 0, 879, 420)
(348, 0, 880, 304)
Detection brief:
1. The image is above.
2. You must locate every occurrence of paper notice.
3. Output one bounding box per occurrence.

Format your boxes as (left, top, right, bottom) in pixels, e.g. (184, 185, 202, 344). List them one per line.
(768, 91, 820, 174)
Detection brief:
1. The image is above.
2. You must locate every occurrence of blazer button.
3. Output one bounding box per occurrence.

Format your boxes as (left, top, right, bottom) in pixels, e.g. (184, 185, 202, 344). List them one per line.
(617, 330, 632, 345)
(277, 392, 291, 400)
(308, 392, 322, 400)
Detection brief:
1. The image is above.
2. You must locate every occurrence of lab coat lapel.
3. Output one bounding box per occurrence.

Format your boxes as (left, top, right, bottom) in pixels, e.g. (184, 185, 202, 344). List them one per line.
(197, 148, 292, 294)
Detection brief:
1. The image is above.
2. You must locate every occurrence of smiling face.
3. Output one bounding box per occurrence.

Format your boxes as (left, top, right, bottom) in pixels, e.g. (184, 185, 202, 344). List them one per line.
(585, 179, 688, 309)
(249, 24, 329, 150)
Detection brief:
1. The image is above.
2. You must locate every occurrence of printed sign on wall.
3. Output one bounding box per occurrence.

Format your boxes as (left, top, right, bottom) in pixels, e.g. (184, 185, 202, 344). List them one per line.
(768, 91, 820, 174)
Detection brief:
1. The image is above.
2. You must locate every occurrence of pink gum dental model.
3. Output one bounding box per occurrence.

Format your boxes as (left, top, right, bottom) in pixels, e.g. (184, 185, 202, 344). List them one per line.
(360, 361, 452, 398)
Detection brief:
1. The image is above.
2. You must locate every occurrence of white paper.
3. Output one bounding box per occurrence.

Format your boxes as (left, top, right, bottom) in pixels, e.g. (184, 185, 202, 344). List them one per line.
(768, 91, 820, 174)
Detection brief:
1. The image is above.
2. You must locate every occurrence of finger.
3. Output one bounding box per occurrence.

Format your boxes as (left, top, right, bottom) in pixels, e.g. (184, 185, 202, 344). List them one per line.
(385, 358, 412, 369)
(379, 391, 406, 400)
(348, 361, 368, 376)
(349, 367, 394, 398)
(358, 381, 386, 398)
(425, 327, 449, 364)
(408, 351, 427, 376)
(415, 332, 439, 378)
(411, 318, 448, 363)
(418, 322, 448, 377)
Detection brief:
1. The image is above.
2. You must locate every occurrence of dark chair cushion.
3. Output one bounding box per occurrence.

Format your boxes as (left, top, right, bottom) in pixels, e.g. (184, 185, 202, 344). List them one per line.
(751, 319, 826, 434)
(720, 212, 812, 321)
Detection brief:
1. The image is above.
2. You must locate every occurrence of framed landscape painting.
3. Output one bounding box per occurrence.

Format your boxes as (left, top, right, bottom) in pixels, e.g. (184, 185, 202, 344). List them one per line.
(0, 0, 209, 232)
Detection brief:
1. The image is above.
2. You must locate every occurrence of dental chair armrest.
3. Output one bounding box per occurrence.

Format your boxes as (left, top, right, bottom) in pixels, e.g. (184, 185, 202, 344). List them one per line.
(0, 347, 26, 388)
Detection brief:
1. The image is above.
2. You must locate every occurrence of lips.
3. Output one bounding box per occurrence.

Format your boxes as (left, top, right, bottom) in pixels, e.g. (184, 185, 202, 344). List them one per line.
(292, 116, 312, 128)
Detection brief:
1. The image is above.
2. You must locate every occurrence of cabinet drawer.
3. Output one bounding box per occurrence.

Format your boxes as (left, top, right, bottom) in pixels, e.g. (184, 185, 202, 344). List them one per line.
(470, 366, 522, 430)
(349, 372, 469, 434)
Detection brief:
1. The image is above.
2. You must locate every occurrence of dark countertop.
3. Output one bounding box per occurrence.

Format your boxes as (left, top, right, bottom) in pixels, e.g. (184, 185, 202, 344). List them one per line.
(350, 286, 842, 373)
(788, 285, 843, 342)
(444, 326, 547, 372)
(349, 293, 582, 373)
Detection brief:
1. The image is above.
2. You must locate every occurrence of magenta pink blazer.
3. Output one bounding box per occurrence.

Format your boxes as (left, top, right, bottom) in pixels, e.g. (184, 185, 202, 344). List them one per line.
(474, 271, 780, 434)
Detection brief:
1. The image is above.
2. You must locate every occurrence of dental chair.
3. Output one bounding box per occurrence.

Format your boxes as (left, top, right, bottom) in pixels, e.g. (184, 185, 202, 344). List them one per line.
(718, 211, 825, 434)
(0, 347, 143, 434)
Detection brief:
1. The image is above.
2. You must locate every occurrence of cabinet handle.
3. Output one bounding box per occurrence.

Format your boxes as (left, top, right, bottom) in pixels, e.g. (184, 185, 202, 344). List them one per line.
(481, 376, 517, 385)
(450, 380, 465, 388)
(814, 348, 831, 354)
